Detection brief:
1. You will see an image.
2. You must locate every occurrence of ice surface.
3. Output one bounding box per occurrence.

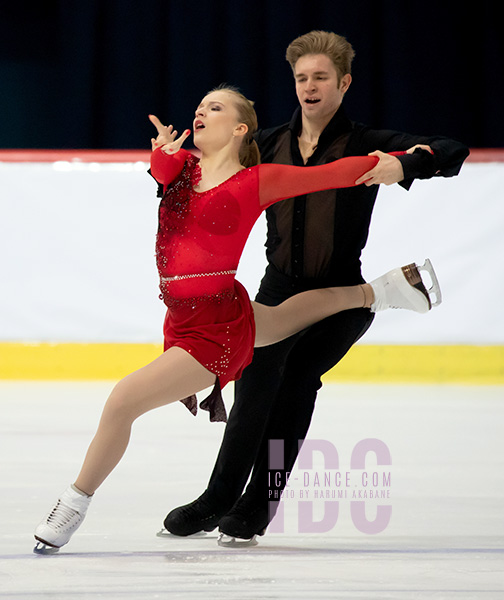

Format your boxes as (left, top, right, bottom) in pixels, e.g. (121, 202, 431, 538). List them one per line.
(0, 381, 503, 599)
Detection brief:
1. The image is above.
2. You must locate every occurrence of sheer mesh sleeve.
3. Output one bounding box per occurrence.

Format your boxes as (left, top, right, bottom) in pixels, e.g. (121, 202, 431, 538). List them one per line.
(257, 154, 405, 209)
(150, 147, 191, 187)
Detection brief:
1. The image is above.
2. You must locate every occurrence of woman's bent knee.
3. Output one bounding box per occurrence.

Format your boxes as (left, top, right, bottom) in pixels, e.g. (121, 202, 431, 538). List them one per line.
(105, 377, 145, 422)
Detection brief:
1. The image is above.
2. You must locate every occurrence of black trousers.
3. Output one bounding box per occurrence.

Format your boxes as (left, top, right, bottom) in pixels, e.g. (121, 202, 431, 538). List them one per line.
(205, 266, 374, 515)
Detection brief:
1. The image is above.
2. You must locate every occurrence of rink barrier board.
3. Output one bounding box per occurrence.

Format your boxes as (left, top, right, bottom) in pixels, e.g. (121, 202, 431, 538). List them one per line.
(0, 343, 502, 385)
(1, 148, 502, 385)
(0, 148, 503, 162)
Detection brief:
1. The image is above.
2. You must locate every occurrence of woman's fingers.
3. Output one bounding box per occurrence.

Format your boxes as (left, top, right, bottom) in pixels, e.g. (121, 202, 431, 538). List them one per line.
(172, 129, 191, 151)
(161, 129, 191, 154)
(149, 114, 166, 134)
(149, 115, 187, 151)
(149, 115, 176, 140)
(150, 114, 191, 154)
(177, 129, 191, 144)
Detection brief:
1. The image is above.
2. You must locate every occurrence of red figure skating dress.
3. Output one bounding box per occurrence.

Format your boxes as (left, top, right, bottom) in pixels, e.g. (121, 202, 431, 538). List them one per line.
(150, 147, 388, 421)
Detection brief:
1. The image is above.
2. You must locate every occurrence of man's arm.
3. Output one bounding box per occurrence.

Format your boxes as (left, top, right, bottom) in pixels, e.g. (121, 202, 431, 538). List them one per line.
(349, 126, 470, 190)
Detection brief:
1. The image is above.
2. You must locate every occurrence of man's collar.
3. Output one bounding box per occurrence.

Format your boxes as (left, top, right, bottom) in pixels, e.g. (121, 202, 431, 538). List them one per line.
(288, 105, 352, 140)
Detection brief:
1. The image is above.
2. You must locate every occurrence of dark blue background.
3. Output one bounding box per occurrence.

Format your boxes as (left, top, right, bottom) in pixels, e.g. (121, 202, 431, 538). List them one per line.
(1, 0, 502, 149)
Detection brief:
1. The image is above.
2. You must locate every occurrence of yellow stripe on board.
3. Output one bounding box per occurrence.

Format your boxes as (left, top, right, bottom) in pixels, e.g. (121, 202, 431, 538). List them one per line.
(0, 343, 163, 381)
(321, 344, 504, 385)
(0, 343, 503, 385)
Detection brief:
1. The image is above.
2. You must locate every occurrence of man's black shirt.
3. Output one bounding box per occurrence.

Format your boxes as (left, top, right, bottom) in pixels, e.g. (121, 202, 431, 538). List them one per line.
(255, 106, 469, 286)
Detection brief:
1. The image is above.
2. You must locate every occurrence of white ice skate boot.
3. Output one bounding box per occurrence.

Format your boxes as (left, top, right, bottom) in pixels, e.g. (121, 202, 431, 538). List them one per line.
(370, 259, 442, 314)
(34, 485, 92, 553)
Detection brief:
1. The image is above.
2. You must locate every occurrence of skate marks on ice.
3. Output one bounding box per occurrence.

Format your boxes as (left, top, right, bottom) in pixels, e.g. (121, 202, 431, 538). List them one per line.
(8, 534, 504, 561)
(5, 537, 504, 600)
(0, 381, 503, 598)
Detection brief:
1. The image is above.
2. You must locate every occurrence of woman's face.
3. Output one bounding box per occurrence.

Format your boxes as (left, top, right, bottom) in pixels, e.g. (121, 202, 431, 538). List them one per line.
(193, 90, 246, 149)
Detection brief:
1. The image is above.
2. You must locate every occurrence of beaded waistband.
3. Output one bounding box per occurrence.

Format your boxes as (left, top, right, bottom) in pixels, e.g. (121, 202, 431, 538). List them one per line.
(160, 270, 237, 283)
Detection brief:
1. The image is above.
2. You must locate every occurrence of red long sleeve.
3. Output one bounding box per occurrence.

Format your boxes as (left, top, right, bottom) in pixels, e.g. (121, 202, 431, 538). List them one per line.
(257, 155, 383, 208)
(150, 147, 191, 188)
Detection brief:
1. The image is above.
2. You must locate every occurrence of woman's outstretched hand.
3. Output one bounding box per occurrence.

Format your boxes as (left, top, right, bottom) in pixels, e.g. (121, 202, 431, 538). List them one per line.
(149, 115, 191, 154)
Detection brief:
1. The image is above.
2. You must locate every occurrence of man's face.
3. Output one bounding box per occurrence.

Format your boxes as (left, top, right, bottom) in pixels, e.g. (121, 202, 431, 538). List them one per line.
(294, 54, 351, 121)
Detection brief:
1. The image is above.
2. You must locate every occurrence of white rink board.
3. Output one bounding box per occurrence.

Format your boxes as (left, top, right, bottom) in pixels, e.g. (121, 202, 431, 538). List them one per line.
(0, 161, 503, 344)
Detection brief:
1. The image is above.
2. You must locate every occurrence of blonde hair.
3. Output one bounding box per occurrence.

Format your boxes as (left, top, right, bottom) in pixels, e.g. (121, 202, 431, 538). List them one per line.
(286, 30, 355, 81)
(210, 84, 261, 168)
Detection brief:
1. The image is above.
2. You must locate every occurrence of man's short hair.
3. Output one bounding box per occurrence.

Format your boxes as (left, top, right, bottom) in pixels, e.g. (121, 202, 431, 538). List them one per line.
(286, 30, 355, 81)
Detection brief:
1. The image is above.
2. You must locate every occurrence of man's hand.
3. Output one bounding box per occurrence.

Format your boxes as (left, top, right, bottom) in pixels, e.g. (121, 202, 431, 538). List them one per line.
(355, 144, 434, 187)
(406, 143, 433, 155)
(149, 115, 190, 154)
(355, 150, 404, 186)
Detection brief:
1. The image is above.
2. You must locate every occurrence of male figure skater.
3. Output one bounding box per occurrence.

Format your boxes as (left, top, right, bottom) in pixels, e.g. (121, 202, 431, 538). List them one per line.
(162, 30, 469, 545)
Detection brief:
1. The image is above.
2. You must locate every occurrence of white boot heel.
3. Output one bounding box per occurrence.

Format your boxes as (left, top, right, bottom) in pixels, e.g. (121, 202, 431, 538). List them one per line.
(370, 259, 442, 314)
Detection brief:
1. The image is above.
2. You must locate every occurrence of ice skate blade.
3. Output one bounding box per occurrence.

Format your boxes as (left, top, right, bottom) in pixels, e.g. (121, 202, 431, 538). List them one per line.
(401, 258, 442, 312)
(217, 532, 259, 548)
(33, 541, 60, 555)
(156, 528, 209, 538)
(419, 258, 442, 307)
(400, 263, 431, 312)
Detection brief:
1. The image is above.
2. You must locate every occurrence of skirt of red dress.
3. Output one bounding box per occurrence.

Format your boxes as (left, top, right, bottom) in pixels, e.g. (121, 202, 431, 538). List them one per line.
(162, 280, 255, 422)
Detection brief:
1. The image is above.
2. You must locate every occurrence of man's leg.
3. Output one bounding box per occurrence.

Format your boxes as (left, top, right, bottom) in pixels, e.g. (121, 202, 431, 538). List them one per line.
(218, 307, 374, 542)
(207, 335, 300, 504)
(162, 334, 300, 535)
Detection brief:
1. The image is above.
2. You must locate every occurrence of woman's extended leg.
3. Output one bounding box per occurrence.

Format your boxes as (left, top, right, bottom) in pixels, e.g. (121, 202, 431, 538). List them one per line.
(75, 346, 216, 495)
(253, 284, 371, 347)
(34, 347, 215, 551)
(253, 260, 440, 348)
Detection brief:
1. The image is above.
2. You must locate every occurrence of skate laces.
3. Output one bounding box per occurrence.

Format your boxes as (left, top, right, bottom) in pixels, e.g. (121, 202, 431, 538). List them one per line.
(46, 500, 81, 531)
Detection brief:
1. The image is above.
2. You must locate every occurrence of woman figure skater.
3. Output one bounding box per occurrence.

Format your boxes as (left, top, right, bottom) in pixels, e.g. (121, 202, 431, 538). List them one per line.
(34, 86, 440, 552)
